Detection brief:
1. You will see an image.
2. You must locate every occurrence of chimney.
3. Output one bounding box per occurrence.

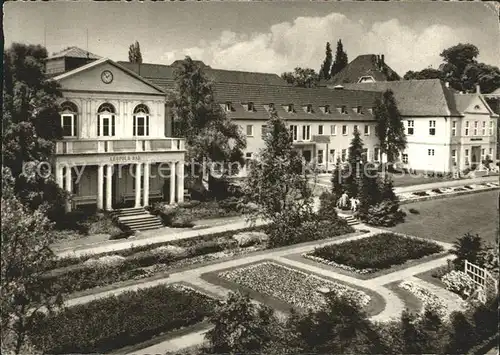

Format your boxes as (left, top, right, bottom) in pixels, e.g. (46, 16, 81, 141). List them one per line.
(476, 84, 481, 94)
(381, 54, 385, 66)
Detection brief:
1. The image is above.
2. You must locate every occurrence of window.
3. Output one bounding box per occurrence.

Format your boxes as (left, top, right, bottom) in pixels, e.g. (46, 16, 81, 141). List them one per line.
(428, 149, 435, 156)
(356, 106, 363, 114)
(341, 149, 347, 162)
(364, 125, 370, 135)
(330, 125, 337, 135)
(452, 150, 457, 166)
(342, 125, 348, 135)
(341, 105, 348, 114)
(489, 121, 494, 136)
(482, 121, 486, 136)
(287, 104, 295, 113)
(322, 105, 331, 114)
(302, 125, 311, 141)
(318, 125, 324, 135)
(289, 125, 298, 141)
(97, 103, 116, 137)
(329, 149, 336, 162)
(481, 148, 485, 161)
(264, 103, 275, 112)
(71, 168, 79, 194)
(374, 148, 380, 162)
(429, 120, 436, 136)
(261, 125, 269, 137)
(362, 148, 368, 161)
(133, 104, 150, 136)
(305, 104, 313, 113)
(465, 121, 470, 136)
(473, 121, 478, 136)
(354, 125, 358, 133)
(246, 125, 254, 137)
(245, 152, 253, 167)
(247, 102, 254, 112)
(402, 154, 408, 164)
(60, 101, 78, 137)
(489, 148, 493, 156)
(465, 149, 469, 164)
(317, 150, 324, 164)
(407, 120, 414, 135)
(224, 102, 232, 112)
(452, 121, 457, 136)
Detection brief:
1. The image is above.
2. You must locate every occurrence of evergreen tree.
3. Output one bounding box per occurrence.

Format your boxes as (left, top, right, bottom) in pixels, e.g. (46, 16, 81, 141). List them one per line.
(331, 157, 344, 197)
(330, 39, 349, 78)
(2, 43, 68, 221)
(128, 41, 143, 64)
(374, 90, 407, 164)
(319, 42, 333, 81)
(442, 312, 477, 354)
(244, 110, 314, 246)
(380, 174, 398, 202)
(344, 127, 364, 198)
(357, 160, 382, 215)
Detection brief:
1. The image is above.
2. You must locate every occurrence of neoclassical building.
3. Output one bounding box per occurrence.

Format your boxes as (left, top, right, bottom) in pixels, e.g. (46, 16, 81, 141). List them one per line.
(47, 49, 186, 212)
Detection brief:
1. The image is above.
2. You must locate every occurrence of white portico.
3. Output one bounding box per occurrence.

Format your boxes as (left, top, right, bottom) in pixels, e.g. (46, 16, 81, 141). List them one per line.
(51, 57, 186, 212)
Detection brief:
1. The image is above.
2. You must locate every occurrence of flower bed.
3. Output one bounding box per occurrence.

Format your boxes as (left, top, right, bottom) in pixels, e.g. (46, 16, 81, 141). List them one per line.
(29, 284, 219, 354)
(399, 280, 446, 317)
(306, 233, 443, 272)
(441, 270, 476, 299)
(218, 261, 370, 311)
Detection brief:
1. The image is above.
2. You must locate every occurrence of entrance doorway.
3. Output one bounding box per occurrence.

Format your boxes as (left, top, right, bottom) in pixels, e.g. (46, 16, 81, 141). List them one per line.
(471, 146, 481, 169)
(303, 150, 312, 163)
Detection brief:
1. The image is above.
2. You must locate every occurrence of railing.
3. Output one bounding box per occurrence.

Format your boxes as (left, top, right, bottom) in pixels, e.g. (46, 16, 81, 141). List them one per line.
(55, 138, 185, 155)
(464, 260, 498, 295)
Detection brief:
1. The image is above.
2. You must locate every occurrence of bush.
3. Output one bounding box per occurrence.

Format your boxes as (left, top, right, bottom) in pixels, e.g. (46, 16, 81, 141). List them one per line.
(218, 196, 242, 212)
(171, 214, 195, 228)
(464, 185, 474, 190)
(451, 233, 483, 270)
(413, 191, 429, 197)
(441, 270, 476, 299)
(233, 231, 268, 247)
(311, 233, 443, 271)
(318, 192, 339, 221)
(358, 200, 406, 227)
(408, 208, 420, 214)
(29, 285, 218, 354)
(188, 240, 225, 257)
(431, 188, 443, 194)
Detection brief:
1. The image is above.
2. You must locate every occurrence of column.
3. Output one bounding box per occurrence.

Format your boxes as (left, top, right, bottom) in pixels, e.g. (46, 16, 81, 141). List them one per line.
(97, 164, 104, 210)
(135, 163, 142, 208)
(143, 162, 150, 207)
(106, 164, 113, 211)
(176, 161, 185, 203)
(64, 165, 72, 212)
(55, 163, 64, 188)
(169, 162, 176, 205)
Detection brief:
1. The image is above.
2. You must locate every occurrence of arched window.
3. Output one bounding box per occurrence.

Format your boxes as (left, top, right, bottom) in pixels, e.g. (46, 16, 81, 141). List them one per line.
(60, 101, 78, 137)
(133, 104, 150, 136)
(97, 103, 116, 137)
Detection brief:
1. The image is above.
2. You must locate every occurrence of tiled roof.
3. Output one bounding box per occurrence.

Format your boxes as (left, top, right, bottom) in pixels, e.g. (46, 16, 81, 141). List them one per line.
(452, 94, 476, 114)
(48, 46, 101, 60)
(329, 54, 400, 85)
(118, 61, 288, 86)
(338, 79, 461, 116)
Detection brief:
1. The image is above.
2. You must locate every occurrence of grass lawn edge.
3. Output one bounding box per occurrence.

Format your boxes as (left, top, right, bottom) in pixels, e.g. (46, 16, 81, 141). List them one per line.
(384, 281, 423, 315)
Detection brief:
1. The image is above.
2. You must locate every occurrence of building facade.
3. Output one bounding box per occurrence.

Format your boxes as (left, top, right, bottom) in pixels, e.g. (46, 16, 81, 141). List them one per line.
(50, 55, 186, 212)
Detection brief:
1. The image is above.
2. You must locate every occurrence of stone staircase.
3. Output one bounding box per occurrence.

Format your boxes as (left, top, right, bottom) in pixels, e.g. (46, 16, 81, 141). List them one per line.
(343, 215, 360, 227)
(113, 207, 163, 232)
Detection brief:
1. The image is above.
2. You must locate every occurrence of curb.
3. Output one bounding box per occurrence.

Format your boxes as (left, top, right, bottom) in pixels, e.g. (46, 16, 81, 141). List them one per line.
(399, 186, 499, 205)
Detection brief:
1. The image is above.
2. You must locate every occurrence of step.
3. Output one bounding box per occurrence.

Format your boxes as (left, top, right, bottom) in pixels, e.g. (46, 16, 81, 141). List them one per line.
(114, 209, 147, 217)
(118, 214, 159, 222)
(121, 217, 162, 226)
(124, 219, 163, 227)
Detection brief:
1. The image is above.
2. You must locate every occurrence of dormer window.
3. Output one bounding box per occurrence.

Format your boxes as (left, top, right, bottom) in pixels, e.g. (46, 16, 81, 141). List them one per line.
(340, 105, 348, 114)
(285, 104, 295, 113)
(304, 104, 313, 113)
(368, 107, 374, 114)
(321, 105, 331, 114)
(356, 106, 364, 114)
(246, 102, 255, 112)
(224, 102, 232, 112)
(264, 103, 275, 112)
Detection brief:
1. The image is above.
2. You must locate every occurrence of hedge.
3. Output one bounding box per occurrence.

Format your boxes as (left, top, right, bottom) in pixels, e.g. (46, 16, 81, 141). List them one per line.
(311, 233, 443, 271)
(30, 284, 219, 354)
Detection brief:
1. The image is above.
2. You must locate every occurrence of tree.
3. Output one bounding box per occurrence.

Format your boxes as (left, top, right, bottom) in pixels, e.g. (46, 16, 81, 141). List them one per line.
(128, 41, 142, 64)
(1, 170, 63, 354)
(461, 62, 500, 94)
(2, 43, 68, 221)
(374, 89, 407, 164)
(451, 232, 483, 270)
(330, 157, 344, 197)
(168, 57, 246, 192)
(330, 39, 348, 78)
(440, 43, 479, 90)
(403, 68, 442, 80)
(442, 311, 477, 355)
(357, 160, 382, 215)
(319, 42, 333, 81)
(244, 110, 315, 247)
(281, 67, 319, 88)
(344, 127, 364, 198)
(205, 292, 276, 354)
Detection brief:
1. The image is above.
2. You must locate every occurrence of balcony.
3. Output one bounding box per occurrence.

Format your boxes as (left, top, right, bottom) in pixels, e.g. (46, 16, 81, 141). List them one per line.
(55, 138, 185, 155)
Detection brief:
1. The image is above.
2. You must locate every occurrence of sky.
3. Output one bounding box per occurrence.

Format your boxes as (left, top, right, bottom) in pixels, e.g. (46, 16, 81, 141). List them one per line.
(4, 1, 500, 76)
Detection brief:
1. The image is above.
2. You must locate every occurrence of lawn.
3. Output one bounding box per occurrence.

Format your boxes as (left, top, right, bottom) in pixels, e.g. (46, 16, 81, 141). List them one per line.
(391, 190, 499, 244)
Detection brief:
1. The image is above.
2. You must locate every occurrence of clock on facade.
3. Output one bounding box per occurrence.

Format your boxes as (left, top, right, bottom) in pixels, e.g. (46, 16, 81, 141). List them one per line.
(101, 70, 113, 84)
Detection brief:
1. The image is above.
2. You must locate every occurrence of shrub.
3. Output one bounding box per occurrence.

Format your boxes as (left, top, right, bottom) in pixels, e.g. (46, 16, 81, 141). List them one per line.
(188, 240, 225, 256)
(451, 233, 483, 270)
(171, 214, 195, 228)
(441, 270, 476, 299)
(218, 196, 242, 211)
(233, 231, 268, 247)
(311, 233, 443, 271)
(318, 192, 339, 221)
(464, 185, 474, 190)
(83, 255, 126, 268)
(408, 208, 420, 214)
(29, 285, 218, 354)
(358, 200, 405, 227)
(431, 188, 443, 194)
(413, 191, 429, 197)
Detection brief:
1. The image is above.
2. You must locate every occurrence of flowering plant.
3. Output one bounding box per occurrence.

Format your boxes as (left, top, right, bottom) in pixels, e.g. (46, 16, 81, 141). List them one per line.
(441, 270, 476, 299)
(400, 280, 446, 318)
